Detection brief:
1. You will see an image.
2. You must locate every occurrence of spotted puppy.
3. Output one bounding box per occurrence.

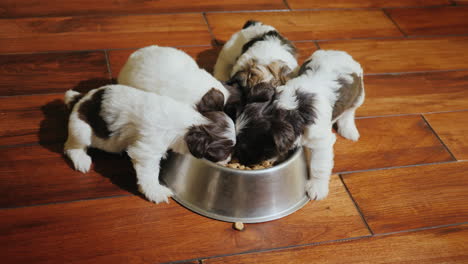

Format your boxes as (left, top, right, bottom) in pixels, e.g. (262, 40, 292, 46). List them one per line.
(118, 45, 242, 119)
(234, 50, 365, 200)
(64, 85, 236, 204)
(214, 20, 298, 94)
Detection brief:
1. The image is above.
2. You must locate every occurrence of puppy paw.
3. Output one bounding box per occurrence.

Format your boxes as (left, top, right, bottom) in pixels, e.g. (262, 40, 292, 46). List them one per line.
(306, 179, 329, 200)
(66, 149, 92, 173)
(139, 184, 174, 204)
(338, 125, 360, 141)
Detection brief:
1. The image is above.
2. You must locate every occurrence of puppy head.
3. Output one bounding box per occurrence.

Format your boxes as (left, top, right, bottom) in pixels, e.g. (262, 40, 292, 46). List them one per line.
(185, 112, 235, 163)
(234, 91, 316, 165)
(229, 60, 292, 93)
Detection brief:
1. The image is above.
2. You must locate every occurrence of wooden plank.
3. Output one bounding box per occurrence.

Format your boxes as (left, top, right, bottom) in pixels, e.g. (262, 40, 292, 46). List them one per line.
(0, 52, 109, 96)
(294, 41, 319, 64)
(0, 94, 68, 146)
(0, 175, 369, 264)
(0, 144, 134, 208)
(206, 10, 402, 43)
(0, 14, 211, 53)
(0, 0, 287, 18)
(288, 0, 451, 9)
(334, 115, 454, 173)
(388, 6, 468, 36)
(108, 46, 222, 78)
(205, 224, 468, 264)
(358, 71, 468, 117)
(455, 0, 468, 4)
(319, 37, 468, 73)
(342, 162, 468, 233)
(425, 111, 468, 160)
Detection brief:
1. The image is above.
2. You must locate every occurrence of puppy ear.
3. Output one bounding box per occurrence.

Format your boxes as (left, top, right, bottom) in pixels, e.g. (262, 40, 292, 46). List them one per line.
(196, 88, 225, 113)
(247, 82, 276, 103)
(184, 125, 233, 162)
(267, 61, 292, 85)
(243, 20, 260, 29)
(184, 126, 209, 159)
(271, 120, 296, 154)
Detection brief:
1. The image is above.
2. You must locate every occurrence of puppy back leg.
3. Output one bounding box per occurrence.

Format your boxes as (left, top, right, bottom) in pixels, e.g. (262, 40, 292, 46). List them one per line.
(127, 142, 173, 204)
(336, 90, 365, 141)
(64, 112, 93, 173)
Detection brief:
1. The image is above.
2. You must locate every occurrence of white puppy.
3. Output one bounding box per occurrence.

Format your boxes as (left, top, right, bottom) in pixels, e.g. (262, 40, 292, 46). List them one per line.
(214, 20, 298, 92)
(234, 50, 365, 200)
(64, 85, 236, 204)
(118, 45, 242, 119)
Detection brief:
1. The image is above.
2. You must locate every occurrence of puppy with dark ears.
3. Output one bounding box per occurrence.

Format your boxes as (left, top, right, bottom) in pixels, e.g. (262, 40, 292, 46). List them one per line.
(64, 85, 236, 204)
(234, 50, 365, 202)
(186, 88, 236, 163)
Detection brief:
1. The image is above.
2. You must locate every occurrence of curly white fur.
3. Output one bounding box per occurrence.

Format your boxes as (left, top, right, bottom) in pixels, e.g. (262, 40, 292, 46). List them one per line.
(64, 85, 226, 204)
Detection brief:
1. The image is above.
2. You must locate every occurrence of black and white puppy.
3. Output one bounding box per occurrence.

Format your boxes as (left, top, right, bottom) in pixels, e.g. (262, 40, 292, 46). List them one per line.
(118, 45, 243, 119)
(64, 85, 235, 204)
(235, 50, 365, 200)
(214, 20, 298, 94)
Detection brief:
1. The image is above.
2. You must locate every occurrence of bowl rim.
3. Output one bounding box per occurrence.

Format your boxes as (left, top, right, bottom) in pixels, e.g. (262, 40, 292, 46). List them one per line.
(194, 147, 304, 174)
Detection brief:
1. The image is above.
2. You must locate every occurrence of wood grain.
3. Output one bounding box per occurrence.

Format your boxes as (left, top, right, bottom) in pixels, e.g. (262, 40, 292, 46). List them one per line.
(319, 37, 468, 73)
(358, 71, 468, 116)
(0, 175, 369, 264)
(0, 94, 69, 146)
(205, 224, 468, 264)
(0, 52, 109, 96)
(343, 162, 468, 233)
(288, 0, 451, 9)
(0, 0, 286, 18)
(333, 115, 454, 173)
(425, 111, 468, 160)
(206, 10, 402, 43)
(0, 144, 135, 208)
(294, 42, 319, 65)
(108, 46, 222, 78)
(388, 6, 468, 36)
(0, 14, 211, 53)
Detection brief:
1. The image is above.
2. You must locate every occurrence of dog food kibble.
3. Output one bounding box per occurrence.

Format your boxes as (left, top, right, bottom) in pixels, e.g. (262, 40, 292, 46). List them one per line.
(233, 222, 245, 231)
(224, 159, 273, 170)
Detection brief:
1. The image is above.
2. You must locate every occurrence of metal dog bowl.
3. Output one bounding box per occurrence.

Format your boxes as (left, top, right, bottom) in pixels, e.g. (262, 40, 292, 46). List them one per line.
(160, 148, 309, 223)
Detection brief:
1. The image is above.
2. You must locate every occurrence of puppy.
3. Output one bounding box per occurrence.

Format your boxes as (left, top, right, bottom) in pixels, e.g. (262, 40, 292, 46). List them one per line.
(118, 45, 242, 119)
(64, 85, 236, 204)
(214, 20, 298, 93)
(235, 50, 365, 200)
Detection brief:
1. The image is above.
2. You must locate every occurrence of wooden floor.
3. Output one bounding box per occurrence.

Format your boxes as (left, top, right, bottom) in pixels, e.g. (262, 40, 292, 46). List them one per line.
(1, 1, 468, 263)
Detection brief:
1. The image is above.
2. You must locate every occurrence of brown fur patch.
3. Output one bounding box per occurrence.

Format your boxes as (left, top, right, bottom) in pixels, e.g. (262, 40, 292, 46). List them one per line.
(196, 88, 225, 114)
(332, 73, 363, 120)
(78, 89, 111, 139)
(266, 60, 292, 86)
(232, 59, 292, 92)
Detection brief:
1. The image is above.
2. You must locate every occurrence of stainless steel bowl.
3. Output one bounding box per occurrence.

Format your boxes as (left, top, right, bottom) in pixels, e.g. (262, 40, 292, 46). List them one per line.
(160, 148, 309, 223)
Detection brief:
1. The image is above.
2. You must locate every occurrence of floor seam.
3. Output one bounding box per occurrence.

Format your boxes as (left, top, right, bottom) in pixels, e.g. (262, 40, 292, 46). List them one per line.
(339, 174, 374, 235)
(382, 8, 407, 37)
(103, 49, 113, 81)
(421, 114, 458, 161)
(336, 160, 461, 175)
(202, 13, 218, 45)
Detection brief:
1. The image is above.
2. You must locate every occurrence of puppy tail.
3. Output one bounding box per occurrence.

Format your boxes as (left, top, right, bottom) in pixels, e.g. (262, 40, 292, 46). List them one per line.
(64, 90, 83, 109)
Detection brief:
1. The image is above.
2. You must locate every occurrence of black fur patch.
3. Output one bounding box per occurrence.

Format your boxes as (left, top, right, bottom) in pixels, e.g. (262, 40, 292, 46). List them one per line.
(222, 82, 245, 121)
(78, 89, 111, 139)
(234, 90, 316, 165)
(241, 30, 297, 57)
(242, 20, 260, 29)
